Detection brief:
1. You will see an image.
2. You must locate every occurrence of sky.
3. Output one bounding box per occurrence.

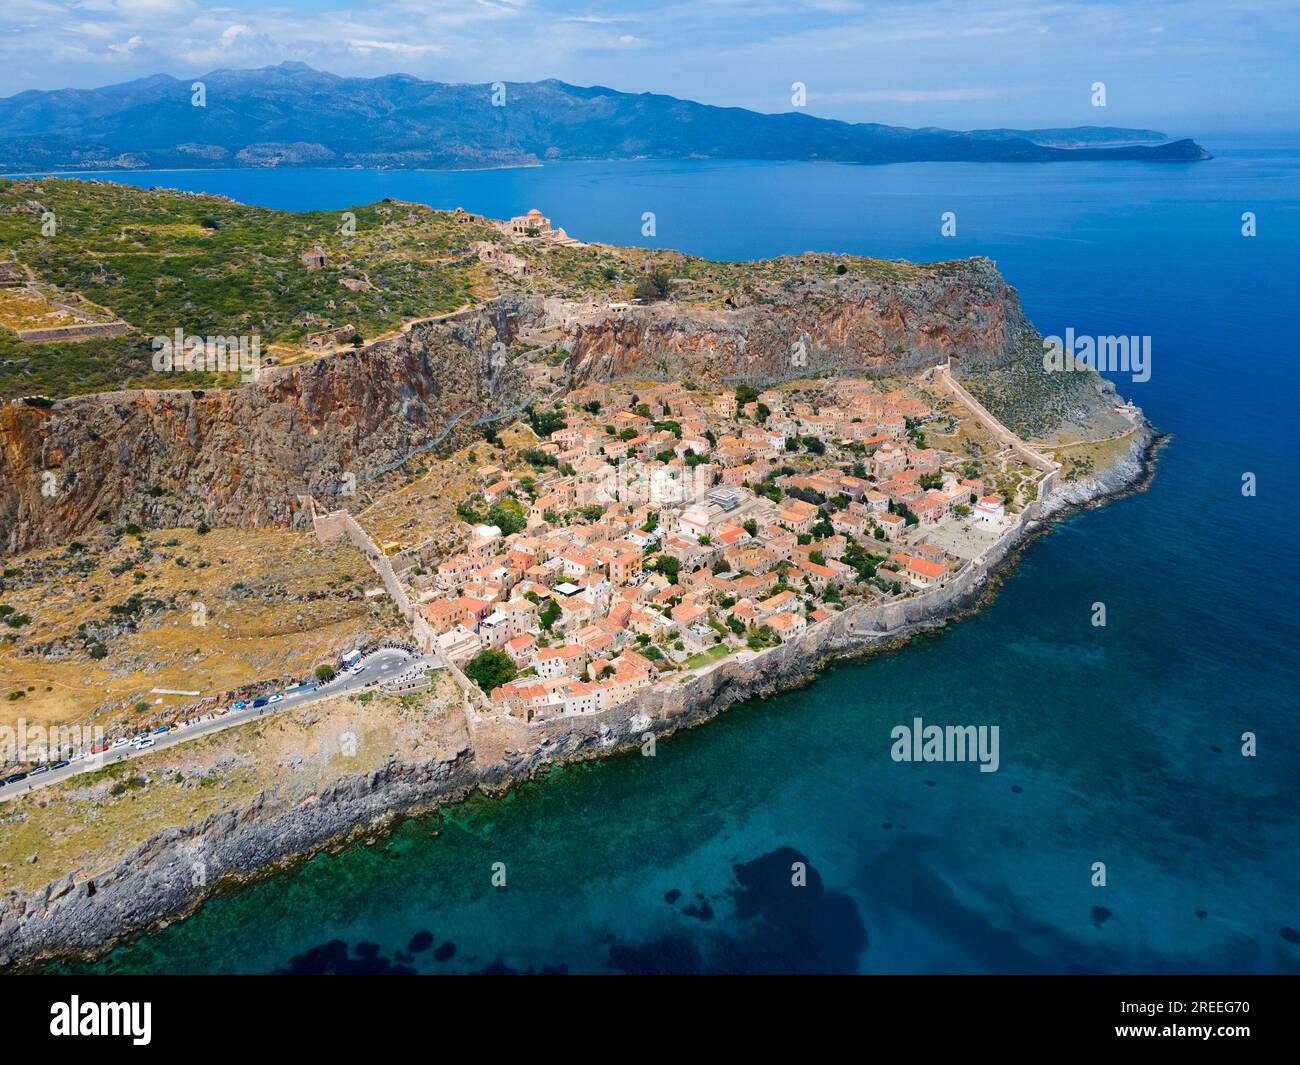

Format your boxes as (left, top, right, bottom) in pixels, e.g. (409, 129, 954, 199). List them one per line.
(3, 0, 1298, 133)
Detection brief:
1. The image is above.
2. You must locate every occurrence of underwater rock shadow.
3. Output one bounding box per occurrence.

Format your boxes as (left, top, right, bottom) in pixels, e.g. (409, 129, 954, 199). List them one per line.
(610, 845, 868, 975)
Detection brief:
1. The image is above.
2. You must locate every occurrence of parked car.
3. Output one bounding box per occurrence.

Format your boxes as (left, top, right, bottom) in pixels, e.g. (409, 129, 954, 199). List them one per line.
(252, 696, 269, 708)
(110, 737, 129, 749)
(152, 724, 170, 735)
(3, 772, 28, 784)
(349, 664, 366, 676)
(133, 737, 155, 750)
(268, 693, 283, 704)
(51, 760, 70, 770)
(28, 765, 49, 776)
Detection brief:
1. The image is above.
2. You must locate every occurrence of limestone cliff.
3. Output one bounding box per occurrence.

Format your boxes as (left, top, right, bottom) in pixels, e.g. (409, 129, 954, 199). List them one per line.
(570, 257, 1029, 383)
(0, 302, 538, 554)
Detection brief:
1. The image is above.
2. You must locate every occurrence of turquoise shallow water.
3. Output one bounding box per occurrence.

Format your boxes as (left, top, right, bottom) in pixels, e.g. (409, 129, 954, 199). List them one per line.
(53, 144, 1300, 973)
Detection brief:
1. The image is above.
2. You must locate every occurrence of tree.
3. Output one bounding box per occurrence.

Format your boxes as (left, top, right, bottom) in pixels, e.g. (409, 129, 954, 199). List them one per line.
(315, 664, 336, 683)
(634, 267, 673, 301)
(655, 554, 681, 582)
(465, 649, 517, 693)
(521, 448, 558, 470)
(525, 405, 567, 437)
(488, 498, 526, 535)
(539, 599, 561, 630)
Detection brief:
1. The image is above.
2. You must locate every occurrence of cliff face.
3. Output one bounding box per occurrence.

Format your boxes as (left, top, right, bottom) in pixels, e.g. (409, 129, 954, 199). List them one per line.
(570, 258, 1033, 384)
(1, 260, 1043, 553)
(0, 301, 539, 554)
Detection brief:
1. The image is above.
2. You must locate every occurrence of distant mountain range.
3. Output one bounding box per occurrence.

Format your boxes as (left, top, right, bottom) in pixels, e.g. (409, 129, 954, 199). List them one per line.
(0, 62, 1211, 172)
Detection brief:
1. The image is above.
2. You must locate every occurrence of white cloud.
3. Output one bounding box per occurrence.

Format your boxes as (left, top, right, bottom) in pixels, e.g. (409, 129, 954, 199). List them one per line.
(108, 34, 145, 54)
(346, 39, 444, 57)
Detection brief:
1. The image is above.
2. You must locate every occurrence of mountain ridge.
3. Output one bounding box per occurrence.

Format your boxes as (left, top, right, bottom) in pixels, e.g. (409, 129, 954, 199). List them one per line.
(0, 63, 1211, 171)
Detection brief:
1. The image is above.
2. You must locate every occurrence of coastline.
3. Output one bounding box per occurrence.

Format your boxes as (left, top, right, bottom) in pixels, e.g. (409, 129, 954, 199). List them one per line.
(0, 416, 1163, 972)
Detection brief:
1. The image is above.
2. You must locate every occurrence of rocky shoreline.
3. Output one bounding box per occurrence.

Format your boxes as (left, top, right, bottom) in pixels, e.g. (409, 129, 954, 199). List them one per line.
(0, 419, 1162, 972)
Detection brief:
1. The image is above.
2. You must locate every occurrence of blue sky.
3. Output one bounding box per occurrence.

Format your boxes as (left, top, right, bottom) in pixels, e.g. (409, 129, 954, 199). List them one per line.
(4, 0, 1298, 132)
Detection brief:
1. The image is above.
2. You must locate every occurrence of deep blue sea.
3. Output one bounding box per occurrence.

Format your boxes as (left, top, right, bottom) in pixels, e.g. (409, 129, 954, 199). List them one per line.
(57, 143, 1300, 973)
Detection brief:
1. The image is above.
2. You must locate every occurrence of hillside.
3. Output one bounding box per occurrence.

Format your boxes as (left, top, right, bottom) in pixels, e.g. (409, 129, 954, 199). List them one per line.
(0, 64, 1211, 172)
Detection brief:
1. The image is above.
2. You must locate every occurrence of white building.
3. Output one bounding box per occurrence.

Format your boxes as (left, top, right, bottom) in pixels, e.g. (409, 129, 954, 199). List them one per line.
(974, 495, 1006, 524)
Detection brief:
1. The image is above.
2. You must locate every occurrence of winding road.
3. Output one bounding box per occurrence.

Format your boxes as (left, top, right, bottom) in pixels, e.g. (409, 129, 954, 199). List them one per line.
(0, 648, 439, 803)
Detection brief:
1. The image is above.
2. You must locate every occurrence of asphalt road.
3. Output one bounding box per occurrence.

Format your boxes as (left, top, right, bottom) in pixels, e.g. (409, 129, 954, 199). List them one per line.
(0, 648, 438, 802)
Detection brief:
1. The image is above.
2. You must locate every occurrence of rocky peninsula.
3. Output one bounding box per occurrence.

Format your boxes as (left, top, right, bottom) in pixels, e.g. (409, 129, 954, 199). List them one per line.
(0, 178, 1160, 968)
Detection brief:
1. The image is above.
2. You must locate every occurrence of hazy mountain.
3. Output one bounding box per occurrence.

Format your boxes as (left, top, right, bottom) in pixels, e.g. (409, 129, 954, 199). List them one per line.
(0, 63, 1211, 171)
(967, 126, 1171, 148)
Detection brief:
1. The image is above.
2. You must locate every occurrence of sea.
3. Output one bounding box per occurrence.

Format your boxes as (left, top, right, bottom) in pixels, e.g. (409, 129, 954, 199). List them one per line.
(44, 140, 1300, 973)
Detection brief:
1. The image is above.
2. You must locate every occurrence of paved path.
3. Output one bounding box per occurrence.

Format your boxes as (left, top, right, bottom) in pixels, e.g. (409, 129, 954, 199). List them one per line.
(0, 648, 439, 803)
